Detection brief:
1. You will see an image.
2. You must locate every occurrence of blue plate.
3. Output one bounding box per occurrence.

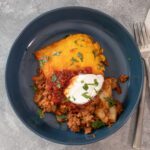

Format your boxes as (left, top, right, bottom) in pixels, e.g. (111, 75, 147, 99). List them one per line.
(5, 7, 143, 145)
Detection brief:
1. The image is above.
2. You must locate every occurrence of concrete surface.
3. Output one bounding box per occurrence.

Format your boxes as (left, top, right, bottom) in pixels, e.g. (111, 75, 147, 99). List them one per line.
(0, 0, 150, 150)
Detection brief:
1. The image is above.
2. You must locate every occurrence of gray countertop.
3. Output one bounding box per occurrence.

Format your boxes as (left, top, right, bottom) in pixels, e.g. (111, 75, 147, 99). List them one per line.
(0, 0, 150, 150)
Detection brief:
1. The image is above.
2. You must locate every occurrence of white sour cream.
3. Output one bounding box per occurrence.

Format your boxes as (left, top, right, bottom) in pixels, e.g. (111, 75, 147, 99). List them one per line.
(64, 74, 104, 104)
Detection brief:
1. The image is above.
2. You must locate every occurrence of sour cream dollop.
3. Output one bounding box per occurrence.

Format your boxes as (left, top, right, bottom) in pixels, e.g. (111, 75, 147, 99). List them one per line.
(64, 74, 104, 104)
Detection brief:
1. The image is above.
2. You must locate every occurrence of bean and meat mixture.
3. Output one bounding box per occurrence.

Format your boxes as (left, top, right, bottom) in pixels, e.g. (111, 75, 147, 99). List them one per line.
(32, 67, 128, 134)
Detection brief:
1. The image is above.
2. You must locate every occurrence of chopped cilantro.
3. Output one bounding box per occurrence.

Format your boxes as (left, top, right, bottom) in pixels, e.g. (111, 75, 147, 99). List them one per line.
(70, 57, 79, 65)
(51, 74, 57, 82)
(37, 109, 45, 119)
(52, 51, 62, 56)
(94, 88, 98, 94)
(39, 60, 45, 67)
(82, 92, 91, 99)
(91, 120, 105, 129)
(64, 96, 70, 102)
(56, 114, 67, 122)
(94, 79, 99, 86)
(86, 79, 99, 86)
(39, 56, 50, 67)
(74, 39, 84, 47)
(72, 96, 76, 101)
(31, 85, 37, 92)
(105, 97, 117, 107)
(77, 52, 83, 62)
(56, 82, 61, 88)
(83, 84, 89, 91)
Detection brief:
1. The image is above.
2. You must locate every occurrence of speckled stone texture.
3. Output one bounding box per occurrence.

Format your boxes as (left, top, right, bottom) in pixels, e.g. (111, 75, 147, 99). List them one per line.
(0, 0, 150, 150)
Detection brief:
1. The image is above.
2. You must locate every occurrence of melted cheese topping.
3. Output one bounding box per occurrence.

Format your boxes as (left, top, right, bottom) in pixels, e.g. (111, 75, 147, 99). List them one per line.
(34, 34, 106, 78)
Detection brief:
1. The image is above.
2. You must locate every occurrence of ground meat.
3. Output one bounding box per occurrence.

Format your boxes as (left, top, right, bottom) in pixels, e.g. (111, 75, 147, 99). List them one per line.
(34, 91, 43, 103)
(33, 69, 125, 134)
(116, 101, 123, 114)
(84, 127, 92, 134)
(109, 77, 122, 94)
(103, 58, 109, 66)
(67, 111, 94, 133)
(119, 74, 129, 83)
(38, 99, 56, 112)
(67, 113, 81, 132)
(81, 111, 94, 124)
(84, 105, 95, 114)
(55, 104, 68, 115)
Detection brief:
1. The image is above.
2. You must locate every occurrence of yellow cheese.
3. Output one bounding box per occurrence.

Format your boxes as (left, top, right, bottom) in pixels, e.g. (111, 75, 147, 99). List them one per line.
(34, 33, 106, 78)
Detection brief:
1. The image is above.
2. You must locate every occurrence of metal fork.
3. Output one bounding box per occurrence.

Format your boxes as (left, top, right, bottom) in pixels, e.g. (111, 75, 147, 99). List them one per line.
(133, 23, 150, 85)
(133, 23, 150, 149)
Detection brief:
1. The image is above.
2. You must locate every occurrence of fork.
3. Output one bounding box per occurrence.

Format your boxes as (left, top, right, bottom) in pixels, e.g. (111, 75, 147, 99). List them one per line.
(133, 23, 150, 149)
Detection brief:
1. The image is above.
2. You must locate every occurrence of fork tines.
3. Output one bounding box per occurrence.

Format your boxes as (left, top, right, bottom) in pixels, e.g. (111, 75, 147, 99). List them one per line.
(133, 23, 150, 48)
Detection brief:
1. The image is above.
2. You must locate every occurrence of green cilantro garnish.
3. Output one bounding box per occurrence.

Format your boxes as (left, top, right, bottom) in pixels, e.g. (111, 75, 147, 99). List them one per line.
(51, 74, 61, 88)
(70, 57, 79, 65)
(91, 120, 105, 129)
(94, 79, 99, 86)
(77, 52, 83, 62)
(105, 97, 117, 107)
(72, 96, 76, 101)
(39, 60, 45, 67)
(51, 74, 57, 82)
(56, 82, 61, 88)
(74, 39, 84, 47)
(52, 51, 62, 56)
(94, 88, 98, 94)
(64, 96, 70, 102)
(86, 79, 99, 86)
(39, 56, 50, 67)
(82, 79, 99, 91)
(83, 84, 89, 91)
(37, 109, 45, 119)
(82, 92, 91, 99)
(31, 85, 37, 92)
(56, 114, 67, 122)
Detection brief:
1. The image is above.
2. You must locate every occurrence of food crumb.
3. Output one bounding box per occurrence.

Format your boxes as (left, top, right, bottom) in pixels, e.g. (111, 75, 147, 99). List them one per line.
(119, 75, 129, 83)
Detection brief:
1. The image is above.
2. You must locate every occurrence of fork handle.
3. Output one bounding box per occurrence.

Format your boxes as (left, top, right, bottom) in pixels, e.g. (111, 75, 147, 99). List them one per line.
(145, 57, 150, 90)
(133, 60, 147, 149)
